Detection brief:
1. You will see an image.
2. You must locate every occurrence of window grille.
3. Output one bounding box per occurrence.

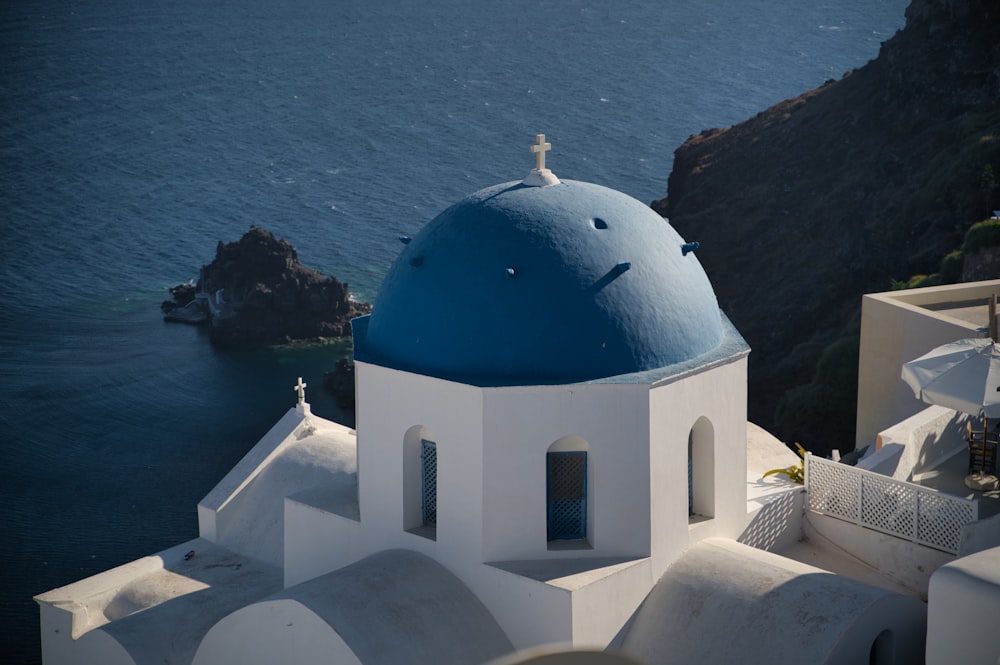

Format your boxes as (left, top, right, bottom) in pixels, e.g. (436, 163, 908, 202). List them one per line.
(421, 440, 437, 526)
(547, 451, 587, 540)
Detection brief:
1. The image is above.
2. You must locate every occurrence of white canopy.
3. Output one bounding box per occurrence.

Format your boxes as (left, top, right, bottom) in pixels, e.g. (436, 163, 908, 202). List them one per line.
(901, 337, 1000, 419)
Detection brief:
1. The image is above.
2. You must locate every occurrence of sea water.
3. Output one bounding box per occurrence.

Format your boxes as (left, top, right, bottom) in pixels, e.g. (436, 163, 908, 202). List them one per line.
(0, 0, 906, 660)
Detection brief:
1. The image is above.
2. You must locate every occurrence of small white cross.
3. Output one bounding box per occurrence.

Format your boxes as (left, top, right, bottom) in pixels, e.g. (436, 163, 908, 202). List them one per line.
(293, 377, 307, 404)
(530, 134, 551, 171)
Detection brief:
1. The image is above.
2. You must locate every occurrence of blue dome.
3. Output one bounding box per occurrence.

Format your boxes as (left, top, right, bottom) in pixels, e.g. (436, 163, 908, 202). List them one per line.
(357, 179, 724, 385)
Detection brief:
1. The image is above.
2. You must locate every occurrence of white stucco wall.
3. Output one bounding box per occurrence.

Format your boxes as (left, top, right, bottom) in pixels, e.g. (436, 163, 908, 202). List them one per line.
(804, 512, 954, 597)
(59, 629, 137, 665)
(354, 362, 486, 566)
(284, 499, 363, 588)
(648, 356, 749, 575)
(481, 382, 652, 562)
(740, 487, 805, 553)
(473, 563, 576, 647)
(568, 558, 654, 649)
(926, 546, 1000, 665)
(856, 280, 1000, 450)
(860, 405, 969, 481)
(36, 602, 136, 665)
(475, 556, 653, 651)
(959, 513, 1000, 556)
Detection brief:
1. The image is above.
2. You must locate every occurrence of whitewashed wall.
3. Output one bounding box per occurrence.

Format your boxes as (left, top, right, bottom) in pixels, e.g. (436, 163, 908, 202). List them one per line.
(480, 382, 651, 562)
(284, 500, 362, 588)
(354, 362, 485, 566)
(37, 603, 136, 665)
(856, 280, 1000, 451)
(861, 404, 968, 480)
(347, 351, 748, 652)
(649, 356, 749, 575)
(926, 547, 1000, 665)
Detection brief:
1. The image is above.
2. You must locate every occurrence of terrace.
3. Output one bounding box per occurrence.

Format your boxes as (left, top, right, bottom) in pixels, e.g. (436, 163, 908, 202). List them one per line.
(743, 280, 1000, 601)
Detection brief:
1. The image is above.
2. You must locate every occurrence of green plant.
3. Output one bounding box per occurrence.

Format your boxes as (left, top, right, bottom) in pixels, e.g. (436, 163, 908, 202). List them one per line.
(907, 273, 940, 289)
(763, 442, 807, 485)
(939, 250, 964, 283)
(963, 218, 1000, 253)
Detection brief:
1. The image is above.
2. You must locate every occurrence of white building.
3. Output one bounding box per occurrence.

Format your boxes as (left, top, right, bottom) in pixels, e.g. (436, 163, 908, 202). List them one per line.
(36, 139, 998, 665)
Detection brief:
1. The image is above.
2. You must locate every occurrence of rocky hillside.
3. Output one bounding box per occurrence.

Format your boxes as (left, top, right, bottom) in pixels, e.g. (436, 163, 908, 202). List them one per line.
(654, 0, 1000, 453)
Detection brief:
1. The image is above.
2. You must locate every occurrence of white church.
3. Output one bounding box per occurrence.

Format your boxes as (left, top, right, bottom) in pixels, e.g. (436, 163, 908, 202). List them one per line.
(36, 137, 1000, 665)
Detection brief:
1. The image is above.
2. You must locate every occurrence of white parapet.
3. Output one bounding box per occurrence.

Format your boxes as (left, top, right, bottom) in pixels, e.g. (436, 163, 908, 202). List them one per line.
(860, 405, 969, 481)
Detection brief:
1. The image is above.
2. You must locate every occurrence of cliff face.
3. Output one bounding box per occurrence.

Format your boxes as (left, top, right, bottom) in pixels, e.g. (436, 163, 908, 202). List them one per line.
(655, 0, 1000, 451)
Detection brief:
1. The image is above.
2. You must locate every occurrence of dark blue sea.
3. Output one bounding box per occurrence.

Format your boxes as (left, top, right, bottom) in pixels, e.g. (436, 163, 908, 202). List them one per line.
(1, 0, 906, 661)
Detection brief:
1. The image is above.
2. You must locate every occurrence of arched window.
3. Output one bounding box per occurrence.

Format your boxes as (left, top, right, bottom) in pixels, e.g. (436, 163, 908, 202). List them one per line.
(688, 417, 715, 521)
(547, 436, 590, 545)
(404, 425, 436, 540)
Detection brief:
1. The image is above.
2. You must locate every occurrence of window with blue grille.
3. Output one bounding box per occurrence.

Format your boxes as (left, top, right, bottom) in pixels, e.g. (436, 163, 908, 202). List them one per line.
(547, 451, 587, 540)
(421, 440, 437, 526)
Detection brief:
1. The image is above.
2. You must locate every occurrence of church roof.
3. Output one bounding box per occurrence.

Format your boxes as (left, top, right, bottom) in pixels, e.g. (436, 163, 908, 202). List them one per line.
(356, 176, 725, 386)
(195, 550, 514, 665)
(196, 405, 358, 568)
(617, 539, 927, 665)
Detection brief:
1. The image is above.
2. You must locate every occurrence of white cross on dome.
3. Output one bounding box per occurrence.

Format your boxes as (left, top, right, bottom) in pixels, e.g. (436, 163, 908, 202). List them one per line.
(522, 133, 561, 187)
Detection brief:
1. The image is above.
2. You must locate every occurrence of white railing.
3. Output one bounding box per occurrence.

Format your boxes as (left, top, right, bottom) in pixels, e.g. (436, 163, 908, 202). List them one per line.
(805, 454, 978, 554)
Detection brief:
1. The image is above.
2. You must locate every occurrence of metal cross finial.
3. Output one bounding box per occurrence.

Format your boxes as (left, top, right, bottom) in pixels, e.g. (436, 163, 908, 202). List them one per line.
(293, 376, 307, 404)
(530, 134, 551, 171)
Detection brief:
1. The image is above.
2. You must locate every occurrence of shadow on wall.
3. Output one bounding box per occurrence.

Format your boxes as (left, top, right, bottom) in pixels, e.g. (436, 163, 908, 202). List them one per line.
(863, 406, 972, 481)
(914, 411, 972, 478)
(739, 489, 803, 552)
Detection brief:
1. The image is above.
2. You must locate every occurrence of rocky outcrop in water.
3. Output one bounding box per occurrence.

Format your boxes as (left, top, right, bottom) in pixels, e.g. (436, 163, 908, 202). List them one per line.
(654, 0, 1000, 453)
(324, 357, 357, 410)
(162, 227, 371, 348)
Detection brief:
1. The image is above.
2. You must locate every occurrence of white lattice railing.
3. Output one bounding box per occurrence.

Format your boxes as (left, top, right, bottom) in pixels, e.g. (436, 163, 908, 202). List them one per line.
(804, 454, 978, 554)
